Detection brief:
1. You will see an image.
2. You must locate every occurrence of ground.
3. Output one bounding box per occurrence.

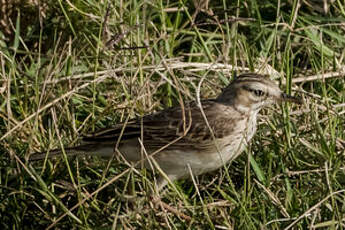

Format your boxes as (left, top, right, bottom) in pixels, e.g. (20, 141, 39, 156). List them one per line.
(0, 0, 345, 229)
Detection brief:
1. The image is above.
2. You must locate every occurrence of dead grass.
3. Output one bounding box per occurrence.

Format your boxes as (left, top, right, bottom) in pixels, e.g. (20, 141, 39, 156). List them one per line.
(1, 0, 345, 229)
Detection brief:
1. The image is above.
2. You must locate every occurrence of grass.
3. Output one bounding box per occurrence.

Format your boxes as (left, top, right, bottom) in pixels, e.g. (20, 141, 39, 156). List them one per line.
(1, 0, 345, 229)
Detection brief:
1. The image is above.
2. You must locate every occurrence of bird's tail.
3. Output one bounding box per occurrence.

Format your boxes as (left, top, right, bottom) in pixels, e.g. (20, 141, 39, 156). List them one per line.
(29, 143, 114, 161)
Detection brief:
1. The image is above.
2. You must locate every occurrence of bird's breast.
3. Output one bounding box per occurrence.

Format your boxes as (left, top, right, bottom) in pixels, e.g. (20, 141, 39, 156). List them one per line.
(200, 113, 259, 171)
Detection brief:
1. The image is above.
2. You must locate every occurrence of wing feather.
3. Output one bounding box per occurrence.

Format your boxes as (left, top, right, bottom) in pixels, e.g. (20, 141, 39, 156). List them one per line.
(82, 100, 239, 151)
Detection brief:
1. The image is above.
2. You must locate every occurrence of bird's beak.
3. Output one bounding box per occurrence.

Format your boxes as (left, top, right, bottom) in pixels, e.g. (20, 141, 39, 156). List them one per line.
(279, 93, 302, 104)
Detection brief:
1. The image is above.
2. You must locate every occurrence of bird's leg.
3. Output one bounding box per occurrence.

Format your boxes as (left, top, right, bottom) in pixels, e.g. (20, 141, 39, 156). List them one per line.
(155, 176, 169, 192)
(151, 174, 181, 197)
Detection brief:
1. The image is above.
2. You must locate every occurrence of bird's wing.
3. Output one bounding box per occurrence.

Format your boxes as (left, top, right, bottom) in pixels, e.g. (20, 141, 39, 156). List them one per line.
(82, 100, 235, 151)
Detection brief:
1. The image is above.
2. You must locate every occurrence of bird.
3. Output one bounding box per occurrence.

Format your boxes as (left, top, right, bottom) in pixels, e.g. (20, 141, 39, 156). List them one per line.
(30, 73, 301, 191)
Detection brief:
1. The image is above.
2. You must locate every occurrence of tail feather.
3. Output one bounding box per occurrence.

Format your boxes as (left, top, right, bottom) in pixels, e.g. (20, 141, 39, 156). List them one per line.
(29, 144, 114, 161)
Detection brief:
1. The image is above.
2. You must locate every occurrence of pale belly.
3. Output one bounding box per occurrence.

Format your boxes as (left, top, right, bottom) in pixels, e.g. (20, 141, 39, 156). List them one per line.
(152, 134, 248, 178)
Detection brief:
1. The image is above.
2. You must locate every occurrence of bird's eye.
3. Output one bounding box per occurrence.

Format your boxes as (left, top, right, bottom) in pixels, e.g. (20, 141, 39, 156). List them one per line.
(253, 89, 264, 97)
(244, 86, 265, 97)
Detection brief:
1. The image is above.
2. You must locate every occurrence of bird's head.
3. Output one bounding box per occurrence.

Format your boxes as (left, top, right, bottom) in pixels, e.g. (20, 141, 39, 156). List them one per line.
(216, 73, 301, 112)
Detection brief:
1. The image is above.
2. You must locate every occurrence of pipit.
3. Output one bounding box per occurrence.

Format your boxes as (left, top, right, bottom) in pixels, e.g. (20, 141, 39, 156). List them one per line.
(30, 73, 301, 191)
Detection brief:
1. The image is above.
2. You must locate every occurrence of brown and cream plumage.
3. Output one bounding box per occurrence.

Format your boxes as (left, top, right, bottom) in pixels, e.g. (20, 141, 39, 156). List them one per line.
(30, 73, 300, 190)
